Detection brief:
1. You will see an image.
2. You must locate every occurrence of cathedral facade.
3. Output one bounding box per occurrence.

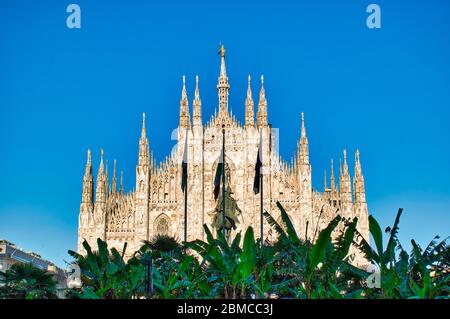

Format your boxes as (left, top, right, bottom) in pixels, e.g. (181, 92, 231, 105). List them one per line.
(77, 47, 370, 266)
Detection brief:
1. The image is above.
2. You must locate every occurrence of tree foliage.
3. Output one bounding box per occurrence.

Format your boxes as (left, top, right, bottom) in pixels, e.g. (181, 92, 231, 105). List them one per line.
(0, 263, 58, 299)
(62, 203, 449, 299)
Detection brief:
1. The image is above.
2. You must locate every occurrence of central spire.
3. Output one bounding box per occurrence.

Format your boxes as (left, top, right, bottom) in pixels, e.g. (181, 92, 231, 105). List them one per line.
(219, 44, 226, 77)
(217, 44, 230, 115)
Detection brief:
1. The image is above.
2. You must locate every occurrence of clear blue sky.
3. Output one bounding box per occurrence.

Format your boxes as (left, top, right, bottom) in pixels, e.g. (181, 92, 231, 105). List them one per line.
(0, 0, 449, 267)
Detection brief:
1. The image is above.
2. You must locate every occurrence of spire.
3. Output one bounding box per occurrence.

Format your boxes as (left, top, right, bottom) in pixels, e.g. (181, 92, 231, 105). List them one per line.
(219, 44, 226, 77)
(245, 74, 254, 127)
(301, 112, 306, 138)
(260, 75, 265, 99)
(138, 114, 150, 166)
(95, 148, 107, 203)
(354, 149, 363, 177)
(85, 149, 92, 175)
(141, 112, 147, 138)
(193, 75, 202, 126)
(182, 75, 187, 100)
(256, 75, 268, 127)
(324, 170, 328, 191)
(353, 149, 366, 203)
(81, 149, 94, 204)
(247, 74, 252, 99)
(217, 44, 230, 114)
(298, 113, 309, 165)
(105, 159, 109, 193)
(120, 171, 124, 194)
(98, 148, 104, 177)
(194, 75, 200, 100)
(340, 149, 352, 202)
(179, 75, 190, 127)
(330, 159, 336, 191)
(111, 159, 117, 194)
(343, 149, 349, 176)
(296, 113, 312, 232)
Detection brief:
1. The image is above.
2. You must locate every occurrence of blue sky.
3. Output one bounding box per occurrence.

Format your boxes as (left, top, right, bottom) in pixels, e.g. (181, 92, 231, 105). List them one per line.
(0, 0, 449, 267)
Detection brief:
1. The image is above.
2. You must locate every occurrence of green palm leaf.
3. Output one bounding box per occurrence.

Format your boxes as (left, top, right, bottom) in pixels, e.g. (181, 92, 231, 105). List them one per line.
(308, 215, 340, 272)
(384, 208, 404, 263)
(239, 227, 256, 280)
(369, 215, 384, 262)
(336, 217, 358, 260)
(263, 210, 288, 243)
(276, 201, 301, 245)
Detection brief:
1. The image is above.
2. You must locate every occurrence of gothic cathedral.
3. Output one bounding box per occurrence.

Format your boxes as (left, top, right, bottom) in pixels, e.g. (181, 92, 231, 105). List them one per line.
(77, 47, 370, 267)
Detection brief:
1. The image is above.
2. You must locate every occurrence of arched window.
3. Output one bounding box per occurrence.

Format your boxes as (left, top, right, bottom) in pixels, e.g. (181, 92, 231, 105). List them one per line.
(154, 214, 171, 236)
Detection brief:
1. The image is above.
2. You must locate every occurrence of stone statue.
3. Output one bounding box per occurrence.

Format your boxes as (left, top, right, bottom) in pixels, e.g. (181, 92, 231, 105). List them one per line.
(208, 186, 242, 241)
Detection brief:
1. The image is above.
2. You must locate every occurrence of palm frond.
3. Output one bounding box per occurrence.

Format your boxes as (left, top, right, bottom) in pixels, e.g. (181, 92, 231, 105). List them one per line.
(263, 210, 288, 243)
(276, 201, 301, 245)
(384, 208, 404, 263)
(308, 215, 341, 272)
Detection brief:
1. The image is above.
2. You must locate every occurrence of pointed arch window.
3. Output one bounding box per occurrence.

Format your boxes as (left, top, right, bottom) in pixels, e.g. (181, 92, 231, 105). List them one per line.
(154, 214, 171, 236)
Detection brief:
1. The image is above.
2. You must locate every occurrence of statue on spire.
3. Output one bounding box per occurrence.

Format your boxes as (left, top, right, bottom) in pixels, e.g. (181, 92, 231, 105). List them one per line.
(218, 44, 225, 58)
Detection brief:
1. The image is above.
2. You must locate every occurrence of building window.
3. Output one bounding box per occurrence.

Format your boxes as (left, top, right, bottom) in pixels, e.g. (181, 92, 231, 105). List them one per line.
(154, 214, 170, 236)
